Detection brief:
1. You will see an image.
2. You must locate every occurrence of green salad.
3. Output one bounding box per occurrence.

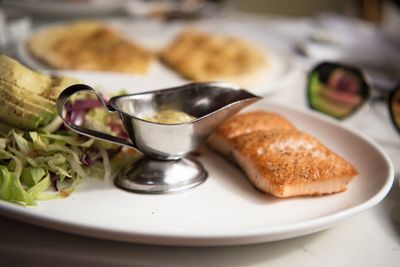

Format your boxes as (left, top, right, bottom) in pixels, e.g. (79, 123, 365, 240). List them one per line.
(0, 54, 140, 206)
(0, 130, 103, 205)
(0, 103, 139, 206)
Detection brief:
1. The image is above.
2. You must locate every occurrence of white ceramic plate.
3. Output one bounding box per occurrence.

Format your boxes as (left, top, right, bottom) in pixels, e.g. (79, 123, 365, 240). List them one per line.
(16, 18, 301, 96)
(0, 98, 393, 246)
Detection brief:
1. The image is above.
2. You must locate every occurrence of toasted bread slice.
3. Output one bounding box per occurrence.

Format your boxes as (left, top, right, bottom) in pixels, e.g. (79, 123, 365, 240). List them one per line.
(160, 29, 267, 87)
(207, 110, 295, 157)
(28, 21, 154, 74)
(232, 130, 358, 197)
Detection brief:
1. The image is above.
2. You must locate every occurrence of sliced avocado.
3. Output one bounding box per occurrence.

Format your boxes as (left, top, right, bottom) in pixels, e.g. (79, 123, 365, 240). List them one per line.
(0, 98, 44, 130)
(0, 54, 79, 100)
(43, 76, 80, 101)
(0, 79, 56, 115)
(0, 87, 55, 125)
(0, 54, 80, 130)
(0, 54, 53, 95)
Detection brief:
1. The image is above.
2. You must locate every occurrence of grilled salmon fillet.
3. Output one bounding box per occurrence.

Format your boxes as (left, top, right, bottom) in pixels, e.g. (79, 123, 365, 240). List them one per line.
(207, 110, 295, 157)
(232, 130, 358, 197)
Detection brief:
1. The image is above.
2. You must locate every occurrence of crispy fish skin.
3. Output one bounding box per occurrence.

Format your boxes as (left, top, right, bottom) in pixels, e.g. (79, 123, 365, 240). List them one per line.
(207, 110, 295, 157)
(232, 130, 358, 197)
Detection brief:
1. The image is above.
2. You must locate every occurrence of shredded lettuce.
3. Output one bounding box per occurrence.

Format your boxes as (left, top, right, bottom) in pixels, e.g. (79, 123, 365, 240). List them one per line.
(0, 122, 14, 138)
(84, 108, 122, 150)
(0, 130, 111, 206)
(0, 166, 36, 205)
(38, 116, 63, 134)
(0, 90, 141, 206)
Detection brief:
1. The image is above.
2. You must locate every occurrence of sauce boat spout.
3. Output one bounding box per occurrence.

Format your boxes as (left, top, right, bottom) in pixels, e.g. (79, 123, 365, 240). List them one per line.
(191, 83, 262, 137)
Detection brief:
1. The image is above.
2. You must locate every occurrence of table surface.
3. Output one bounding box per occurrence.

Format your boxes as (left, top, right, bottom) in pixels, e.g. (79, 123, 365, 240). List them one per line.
(0, 11, 399, 267)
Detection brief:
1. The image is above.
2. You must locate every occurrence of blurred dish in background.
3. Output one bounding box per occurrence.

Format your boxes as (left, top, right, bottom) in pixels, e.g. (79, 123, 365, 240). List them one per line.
(27, 21, 155, 74)
(1, 0, 125, 17)
(159, 28, 268, 88)
(17, 17, 301, 95)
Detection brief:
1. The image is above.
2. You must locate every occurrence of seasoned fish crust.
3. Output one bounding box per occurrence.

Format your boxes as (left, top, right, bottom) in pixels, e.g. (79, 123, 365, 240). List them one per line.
(208, 110, 295, 157)
(232, 130, 358, 197)
(213, 110, 295, 140)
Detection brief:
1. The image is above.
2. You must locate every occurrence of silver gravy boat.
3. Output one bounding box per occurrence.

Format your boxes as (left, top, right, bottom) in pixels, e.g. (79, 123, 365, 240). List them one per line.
(57, 82, 261, 194)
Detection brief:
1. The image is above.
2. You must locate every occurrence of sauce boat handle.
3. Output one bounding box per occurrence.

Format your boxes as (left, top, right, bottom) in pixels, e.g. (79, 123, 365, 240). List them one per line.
(56, 84, 139, 150)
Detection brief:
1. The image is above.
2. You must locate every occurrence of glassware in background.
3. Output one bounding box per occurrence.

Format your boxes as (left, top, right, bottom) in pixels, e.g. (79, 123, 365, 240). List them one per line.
(0, 9, 9, 53)
(307, 61, 400, 173)
(307, 62, 400, 135)
(0, 8, 31, 59)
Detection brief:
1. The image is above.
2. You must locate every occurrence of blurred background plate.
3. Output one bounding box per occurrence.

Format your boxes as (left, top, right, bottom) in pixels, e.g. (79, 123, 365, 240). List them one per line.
(16, 17, 302, 96)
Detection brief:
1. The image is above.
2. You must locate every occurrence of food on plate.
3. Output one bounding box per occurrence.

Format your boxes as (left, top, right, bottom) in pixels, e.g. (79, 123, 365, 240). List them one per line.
(27, 21, 154, 74)
(0, 54, 79, 130)
(0, 55, 140, 206)
(143, 110, 196, 124)
(232, 130, 358, 197)
(208, 111, 295, 157)
(160, 29, 267, 86)
(208, 111, 358, 197)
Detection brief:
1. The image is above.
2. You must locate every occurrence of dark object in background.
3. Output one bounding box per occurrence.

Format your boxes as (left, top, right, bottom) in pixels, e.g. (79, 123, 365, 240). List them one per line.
(307, 61, 400, 136)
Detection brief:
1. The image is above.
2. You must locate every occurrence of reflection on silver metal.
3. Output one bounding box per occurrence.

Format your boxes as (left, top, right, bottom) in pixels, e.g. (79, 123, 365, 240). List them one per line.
(57, 82, 261, 194)
(115, 157, 207, 194)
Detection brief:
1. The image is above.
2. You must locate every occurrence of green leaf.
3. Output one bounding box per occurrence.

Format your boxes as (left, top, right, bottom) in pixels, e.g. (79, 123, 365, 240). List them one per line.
(0, 166, 36, 206)
(21, 167, 46, 187)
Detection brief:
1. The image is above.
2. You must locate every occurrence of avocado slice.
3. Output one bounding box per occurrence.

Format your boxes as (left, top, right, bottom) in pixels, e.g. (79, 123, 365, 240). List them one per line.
(43, 76, 80, 100)
(0, 54, 53, 95)
(0, 86, 55, 125)
(0, 54, 80, 100)
(0, 79, 56, 115)
(0, 98, 44, 130)
(0, 54, 81, 131)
